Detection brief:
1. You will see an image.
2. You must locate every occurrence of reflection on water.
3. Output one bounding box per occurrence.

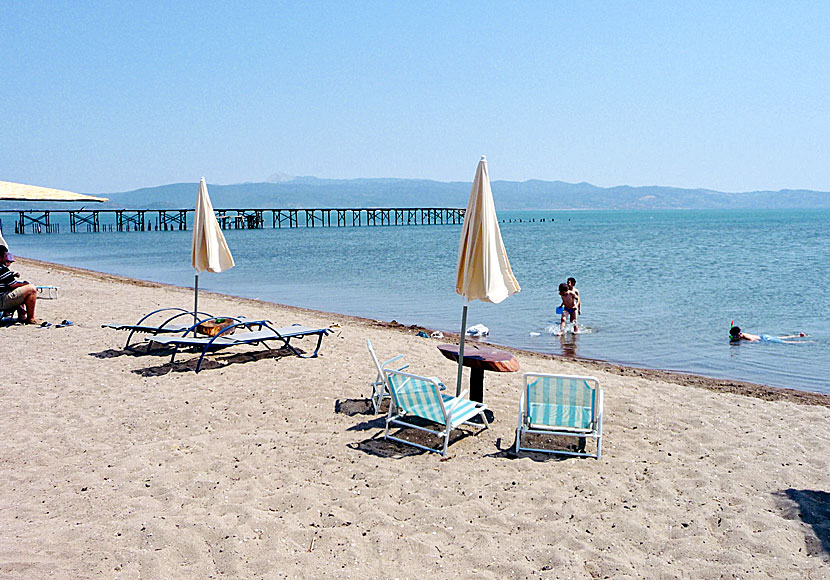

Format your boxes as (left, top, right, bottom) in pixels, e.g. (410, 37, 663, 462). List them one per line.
(559, 332, 579, 358)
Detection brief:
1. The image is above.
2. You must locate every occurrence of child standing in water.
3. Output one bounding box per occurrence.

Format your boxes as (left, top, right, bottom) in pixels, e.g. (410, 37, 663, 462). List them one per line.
(567, 277, 581, 315)
(558, 282, 580, 333)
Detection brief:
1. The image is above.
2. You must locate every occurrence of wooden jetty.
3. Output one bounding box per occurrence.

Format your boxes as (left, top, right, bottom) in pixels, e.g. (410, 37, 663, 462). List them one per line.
(5, 207, 465, 234)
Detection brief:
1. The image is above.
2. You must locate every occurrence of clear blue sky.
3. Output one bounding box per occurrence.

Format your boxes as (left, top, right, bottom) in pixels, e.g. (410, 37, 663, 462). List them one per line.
(2, 1, 829, 194)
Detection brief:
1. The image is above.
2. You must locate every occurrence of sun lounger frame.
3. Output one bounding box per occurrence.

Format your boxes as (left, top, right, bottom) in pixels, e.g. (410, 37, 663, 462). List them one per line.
(102, 307, 216, 351)
(36, 285, 59, 299)
(150, 320, 330, 372)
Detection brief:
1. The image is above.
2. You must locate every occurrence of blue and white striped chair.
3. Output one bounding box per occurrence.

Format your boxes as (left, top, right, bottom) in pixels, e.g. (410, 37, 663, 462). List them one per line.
(383, 369, 489, 456)
(515, 372, 603, 459)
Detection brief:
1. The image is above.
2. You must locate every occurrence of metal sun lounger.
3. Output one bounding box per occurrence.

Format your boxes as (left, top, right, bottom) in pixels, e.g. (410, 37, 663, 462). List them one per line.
(148, 320, 331, 373)
(102, 307, 217, 351)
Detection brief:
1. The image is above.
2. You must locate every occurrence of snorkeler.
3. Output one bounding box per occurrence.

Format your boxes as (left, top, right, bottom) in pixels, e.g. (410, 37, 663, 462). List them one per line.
(729, 325, 806, 344)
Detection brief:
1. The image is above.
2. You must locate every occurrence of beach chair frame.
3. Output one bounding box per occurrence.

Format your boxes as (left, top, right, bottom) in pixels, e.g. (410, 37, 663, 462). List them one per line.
(365, 338, 410, 413)
(515, 372, 603, 459)
(36, 285, 59, 299)
(383, 369, 489, 456)
(102, 307, 216, 351)
(1, 308, 18, 326)
(150, 320, 330, 373)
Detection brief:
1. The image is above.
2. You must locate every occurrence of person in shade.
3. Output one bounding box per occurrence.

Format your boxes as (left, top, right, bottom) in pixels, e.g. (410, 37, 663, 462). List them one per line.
(729, 325, 806, 344)
(0, 245, 40, 324)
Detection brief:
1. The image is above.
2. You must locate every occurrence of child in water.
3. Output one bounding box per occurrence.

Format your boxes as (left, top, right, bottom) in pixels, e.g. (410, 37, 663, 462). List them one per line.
(567, 277, 581, 315)
(729, 325, 806, 344)
(559, 282, 580, 333)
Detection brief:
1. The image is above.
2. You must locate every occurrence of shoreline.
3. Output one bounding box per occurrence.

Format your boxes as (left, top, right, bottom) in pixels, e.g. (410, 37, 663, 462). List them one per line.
(8, 213, 827, 395)
(20, 255, 830, 409)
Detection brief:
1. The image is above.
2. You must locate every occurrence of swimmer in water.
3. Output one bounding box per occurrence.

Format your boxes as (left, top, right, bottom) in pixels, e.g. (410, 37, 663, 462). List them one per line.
(729, 325, 806, 344)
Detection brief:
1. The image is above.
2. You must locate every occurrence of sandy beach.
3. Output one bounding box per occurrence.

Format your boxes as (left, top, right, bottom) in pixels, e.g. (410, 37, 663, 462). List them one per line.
(1, 257, 829, 580)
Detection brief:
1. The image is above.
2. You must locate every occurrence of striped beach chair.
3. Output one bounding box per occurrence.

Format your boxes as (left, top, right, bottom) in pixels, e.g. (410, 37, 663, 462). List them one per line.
(515, 372, 603, 459)
(383, 369, 489, 456)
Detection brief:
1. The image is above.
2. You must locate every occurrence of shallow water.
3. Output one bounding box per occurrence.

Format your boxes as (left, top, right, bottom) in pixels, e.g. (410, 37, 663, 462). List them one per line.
(4, 208, 829, 393)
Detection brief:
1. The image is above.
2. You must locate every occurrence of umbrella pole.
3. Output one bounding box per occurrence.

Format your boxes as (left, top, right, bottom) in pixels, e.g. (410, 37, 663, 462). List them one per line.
(194, 273, 199, 327)
(456, 304, 468, 396)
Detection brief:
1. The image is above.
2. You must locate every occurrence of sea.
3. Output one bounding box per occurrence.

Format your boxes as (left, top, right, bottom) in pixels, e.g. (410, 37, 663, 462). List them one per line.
(3, 208, 829, 394)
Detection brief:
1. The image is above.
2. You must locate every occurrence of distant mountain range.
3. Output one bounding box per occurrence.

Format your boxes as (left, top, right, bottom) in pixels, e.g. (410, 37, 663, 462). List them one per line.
(2, 177, 830, 211)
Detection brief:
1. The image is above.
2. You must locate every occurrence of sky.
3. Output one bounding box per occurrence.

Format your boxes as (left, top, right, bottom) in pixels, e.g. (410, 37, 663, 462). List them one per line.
(2, 1, 830, 194)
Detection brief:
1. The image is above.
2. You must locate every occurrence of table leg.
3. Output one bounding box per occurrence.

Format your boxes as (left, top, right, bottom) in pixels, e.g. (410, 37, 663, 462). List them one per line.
(470, 368, 484, 403)
(467, 369, 495, 423)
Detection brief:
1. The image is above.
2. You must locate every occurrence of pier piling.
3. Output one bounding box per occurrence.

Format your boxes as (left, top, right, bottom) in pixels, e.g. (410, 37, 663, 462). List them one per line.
(5, 207, 465, 234)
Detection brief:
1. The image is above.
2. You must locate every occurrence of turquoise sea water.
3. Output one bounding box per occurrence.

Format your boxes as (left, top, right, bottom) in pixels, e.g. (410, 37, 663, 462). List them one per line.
(3, 209, 829, 393)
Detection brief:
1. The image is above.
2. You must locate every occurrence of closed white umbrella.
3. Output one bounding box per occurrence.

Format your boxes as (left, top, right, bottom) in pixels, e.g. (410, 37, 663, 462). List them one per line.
(191, 177, 234, 317)
(454, 156, 520, 394)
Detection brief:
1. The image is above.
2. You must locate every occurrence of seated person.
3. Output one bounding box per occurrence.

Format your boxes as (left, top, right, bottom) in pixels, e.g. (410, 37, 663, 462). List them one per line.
(729, 325, 806, 344)
(0, 248, 39, 324)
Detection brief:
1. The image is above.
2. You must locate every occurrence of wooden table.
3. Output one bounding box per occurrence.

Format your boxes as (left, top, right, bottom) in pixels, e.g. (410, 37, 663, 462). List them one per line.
(437, 343, 520, 403)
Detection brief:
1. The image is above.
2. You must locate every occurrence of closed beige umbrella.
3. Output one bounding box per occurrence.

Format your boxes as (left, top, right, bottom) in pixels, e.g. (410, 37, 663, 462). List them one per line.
(454, 156, 520, 394)
(191, 177, 234, 316)
(0, 180, 108, 202)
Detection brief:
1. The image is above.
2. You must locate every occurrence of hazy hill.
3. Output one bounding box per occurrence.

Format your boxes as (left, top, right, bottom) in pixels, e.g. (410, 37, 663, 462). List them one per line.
(2, 177, 830, 211)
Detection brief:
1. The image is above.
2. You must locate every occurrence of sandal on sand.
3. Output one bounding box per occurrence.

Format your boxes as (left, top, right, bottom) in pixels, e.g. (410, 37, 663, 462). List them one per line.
(56, 320, 74, 328)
